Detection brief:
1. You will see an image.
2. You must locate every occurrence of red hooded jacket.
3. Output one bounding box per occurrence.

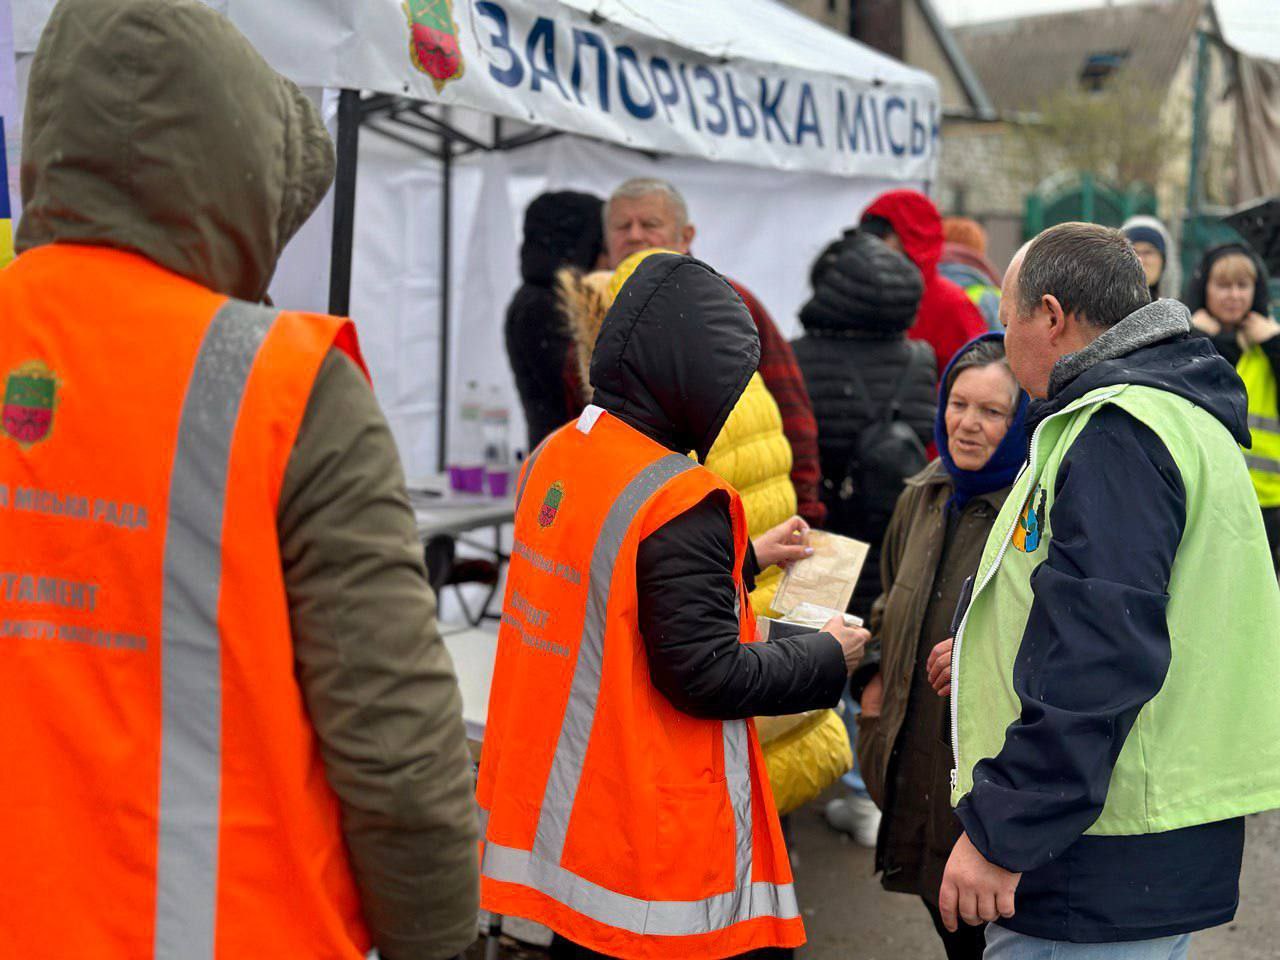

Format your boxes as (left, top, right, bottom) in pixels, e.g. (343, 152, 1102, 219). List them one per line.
(862, 190, 988, 374)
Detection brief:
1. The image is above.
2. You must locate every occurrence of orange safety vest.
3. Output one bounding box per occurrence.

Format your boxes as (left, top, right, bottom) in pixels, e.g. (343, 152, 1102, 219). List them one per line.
(477, 406, 804, 960)
(0, 245, 371, 958)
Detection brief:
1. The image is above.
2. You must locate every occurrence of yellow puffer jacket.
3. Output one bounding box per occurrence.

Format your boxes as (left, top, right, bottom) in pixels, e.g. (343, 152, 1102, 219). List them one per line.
(702, 373, 796, 615)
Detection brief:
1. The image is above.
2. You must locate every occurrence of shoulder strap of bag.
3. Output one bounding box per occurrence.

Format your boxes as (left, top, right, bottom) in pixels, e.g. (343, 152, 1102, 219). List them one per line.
(842, 341, 924, 439)
(885, 342, 924, 420)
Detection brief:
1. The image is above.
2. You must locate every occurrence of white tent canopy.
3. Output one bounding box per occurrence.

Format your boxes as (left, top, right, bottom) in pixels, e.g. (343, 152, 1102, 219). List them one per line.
(12, 0, 941, 479)
(15, 0, 940, 179)
(318, 130, 918, 476)
(234, 0, 938, 180)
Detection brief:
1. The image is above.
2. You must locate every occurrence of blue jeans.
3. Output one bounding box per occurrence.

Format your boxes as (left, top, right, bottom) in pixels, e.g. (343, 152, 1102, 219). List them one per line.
(984, 925, 1191, 960)
(839, 690, 869, 797)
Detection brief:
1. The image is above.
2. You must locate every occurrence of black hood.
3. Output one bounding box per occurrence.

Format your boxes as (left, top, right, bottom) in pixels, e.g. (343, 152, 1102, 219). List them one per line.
(799, 228, 923, 337)
(590, 253, 760, 462)
(519, 190, 604, 286)
(1184, 242, 1271, 317)
(1034, 326, 1250, 448)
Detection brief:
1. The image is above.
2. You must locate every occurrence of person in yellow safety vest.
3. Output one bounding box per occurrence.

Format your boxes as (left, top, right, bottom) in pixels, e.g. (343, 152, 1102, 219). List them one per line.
(1186, 243, 1280, 567)
(941, 217, 1003, 332)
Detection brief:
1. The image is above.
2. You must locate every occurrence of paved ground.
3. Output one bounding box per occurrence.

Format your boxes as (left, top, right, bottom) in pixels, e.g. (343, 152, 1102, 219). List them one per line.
(471, 801, 1280, 958)
(787, 796, 1280, 960)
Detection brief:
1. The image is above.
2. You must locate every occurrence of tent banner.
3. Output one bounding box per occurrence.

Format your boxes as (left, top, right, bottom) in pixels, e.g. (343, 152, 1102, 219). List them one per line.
(230, 0, 940, 181)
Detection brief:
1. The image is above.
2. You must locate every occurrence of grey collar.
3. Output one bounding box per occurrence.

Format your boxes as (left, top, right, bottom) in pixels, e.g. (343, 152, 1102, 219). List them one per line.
(1048, 299, 1191, 398)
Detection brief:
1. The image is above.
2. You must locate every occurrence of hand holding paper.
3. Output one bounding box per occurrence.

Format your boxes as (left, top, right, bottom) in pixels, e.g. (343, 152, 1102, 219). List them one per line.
(752, 515, 814, 569)
(772, 530, 870, 617)
(822, 614, 869, 673)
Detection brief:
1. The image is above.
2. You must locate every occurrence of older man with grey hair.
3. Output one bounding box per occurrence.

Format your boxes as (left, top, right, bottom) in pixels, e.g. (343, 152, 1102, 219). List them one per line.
(602, 176, 825, 527)
(932, 222, 1280, 959)
(603, 177, 695, 264)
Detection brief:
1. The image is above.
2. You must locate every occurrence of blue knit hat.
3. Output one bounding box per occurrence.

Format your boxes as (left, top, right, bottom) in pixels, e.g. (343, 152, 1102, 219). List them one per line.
(1123, 222, 1167, 258)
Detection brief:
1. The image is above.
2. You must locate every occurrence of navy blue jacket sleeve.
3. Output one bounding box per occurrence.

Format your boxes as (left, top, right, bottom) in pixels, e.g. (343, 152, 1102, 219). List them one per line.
(955, 405, 1186, 873)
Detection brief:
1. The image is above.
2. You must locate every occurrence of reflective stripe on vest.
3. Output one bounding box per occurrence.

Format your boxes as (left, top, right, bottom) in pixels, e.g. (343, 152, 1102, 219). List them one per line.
(1247, 412, 1280, 474)
(1245, 454, 1280, 475)
(480, 452, 800, 935)
(154, 300, 274, 959)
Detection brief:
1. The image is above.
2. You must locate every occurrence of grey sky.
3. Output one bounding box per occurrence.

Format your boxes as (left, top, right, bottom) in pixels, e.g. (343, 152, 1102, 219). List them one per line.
(935, 0, 1279, 61)
(935, 0, 1101, 22)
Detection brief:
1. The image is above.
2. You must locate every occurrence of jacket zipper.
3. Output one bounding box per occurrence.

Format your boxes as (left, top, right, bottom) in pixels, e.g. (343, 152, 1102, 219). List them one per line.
(949, 389, 1123, 793)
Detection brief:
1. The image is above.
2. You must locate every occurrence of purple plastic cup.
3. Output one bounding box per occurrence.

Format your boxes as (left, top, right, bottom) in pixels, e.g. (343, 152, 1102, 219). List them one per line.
(486, 469, 510, 498)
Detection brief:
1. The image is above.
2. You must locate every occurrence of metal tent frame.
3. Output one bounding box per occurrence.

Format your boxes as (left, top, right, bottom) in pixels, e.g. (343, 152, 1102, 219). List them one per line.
(325, 88, 565, 472)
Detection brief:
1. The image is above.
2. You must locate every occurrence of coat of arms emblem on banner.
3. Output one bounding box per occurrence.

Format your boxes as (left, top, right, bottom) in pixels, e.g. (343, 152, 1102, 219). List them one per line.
(403, 0, 465, 92)
(2, 360, 57, 447)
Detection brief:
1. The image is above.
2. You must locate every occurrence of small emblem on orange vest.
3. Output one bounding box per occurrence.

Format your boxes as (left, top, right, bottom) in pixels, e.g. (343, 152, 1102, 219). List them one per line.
(2, 360, 57, 447)
(403, 0, 465, 92)
(538, 481, 565, 528)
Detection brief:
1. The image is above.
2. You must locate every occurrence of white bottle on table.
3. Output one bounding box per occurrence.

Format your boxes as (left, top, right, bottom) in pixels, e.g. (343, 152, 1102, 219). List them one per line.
(451, 380, 485, 493)
(482, 386, 511, 497)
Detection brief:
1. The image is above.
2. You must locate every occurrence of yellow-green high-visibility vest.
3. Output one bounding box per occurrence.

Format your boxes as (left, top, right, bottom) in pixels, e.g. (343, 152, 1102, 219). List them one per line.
(1238, 346, 1280, 507)
(951, 383, 1280, 835)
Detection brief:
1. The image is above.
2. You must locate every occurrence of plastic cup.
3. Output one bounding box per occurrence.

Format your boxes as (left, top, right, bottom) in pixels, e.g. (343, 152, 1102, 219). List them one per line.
(461, 466, 484, 493)
(486, 469, 510, 498)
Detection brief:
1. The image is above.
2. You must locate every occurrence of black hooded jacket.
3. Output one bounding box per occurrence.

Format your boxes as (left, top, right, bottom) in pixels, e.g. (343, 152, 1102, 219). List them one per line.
(955, 307, 1250, 943)
(505, 191, 603, 450)
(791, 229, 936, 616)
(798, 228, 924, 335)
(590, 253, 848, 719)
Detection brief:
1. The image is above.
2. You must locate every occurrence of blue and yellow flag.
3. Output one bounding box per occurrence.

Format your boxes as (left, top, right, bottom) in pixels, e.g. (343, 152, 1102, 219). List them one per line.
(0, 117, 11, 269)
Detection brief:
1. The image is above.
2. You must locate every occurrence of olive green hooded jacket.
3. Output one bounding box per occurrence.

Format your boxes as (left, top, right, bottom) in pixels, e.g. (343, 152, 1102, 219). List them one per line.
(18, 1, 479, 956)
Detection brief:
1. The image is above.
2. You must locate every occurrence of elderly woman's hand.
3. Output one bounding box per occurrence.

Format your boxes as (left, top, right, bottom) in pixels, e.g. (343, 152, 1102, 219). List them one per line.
(927, 638, 954, 695)
(752, 515, 814, 570)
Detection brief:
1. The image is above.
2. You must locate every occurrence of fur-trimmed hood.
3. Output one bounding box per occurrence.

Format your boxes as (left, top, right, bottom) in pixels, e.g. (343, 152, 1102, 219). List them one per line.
(557, 267, 613, 405)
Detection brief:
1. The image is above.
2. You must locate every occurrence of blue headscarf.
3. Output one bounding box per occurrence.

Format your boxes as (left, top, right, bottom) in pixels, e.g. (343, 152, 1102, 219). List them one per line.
(934, 332, 1030, 510)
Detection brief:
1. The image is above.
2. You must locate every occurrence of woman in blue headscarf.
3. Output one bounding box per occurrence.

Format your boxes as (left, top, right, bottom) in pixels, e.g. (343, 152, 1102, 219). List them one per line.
(850, 333, 1029, 960)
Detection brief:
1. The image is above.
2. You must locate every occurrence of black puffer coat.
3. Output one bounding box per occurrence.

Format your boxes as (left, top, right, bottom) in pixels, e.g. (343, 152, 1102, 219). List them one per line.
(504, 191, 603, 450)
(792, 230, 937, 617)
